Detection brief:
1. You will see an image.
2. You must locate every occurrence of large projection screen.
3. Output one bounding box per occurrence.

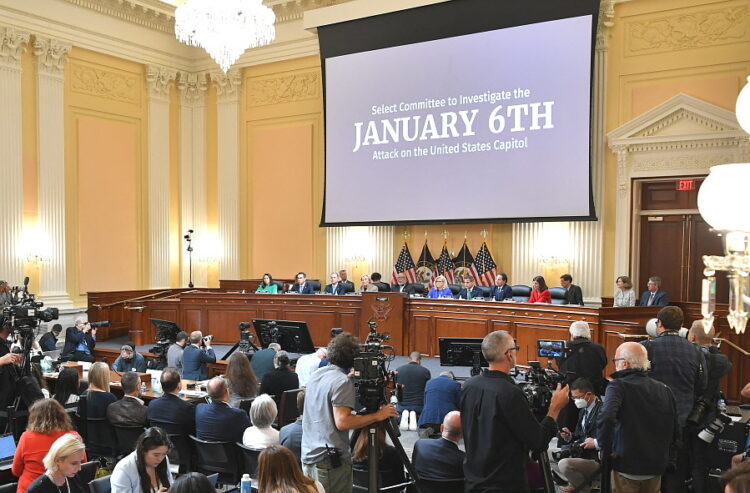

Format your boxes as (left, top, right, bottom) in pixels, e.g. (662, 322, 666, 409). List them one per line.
(319, 0, 600, 226)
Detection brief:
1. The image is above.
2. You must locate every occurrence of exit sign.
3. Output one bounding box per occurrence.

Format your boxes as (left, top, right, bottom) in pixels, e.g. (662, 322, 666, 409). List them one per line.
(677, 179, 695, 191)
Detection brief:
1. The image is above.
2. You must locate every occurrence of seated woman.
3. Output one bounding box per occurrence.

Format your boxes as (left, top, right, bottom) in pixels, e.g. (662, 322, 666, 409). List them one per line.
(259, 351, 300, 405)
(13, 399, 87, 493)
(256, 273, 278, 294)
(111, 427, 173, 493)
(490, 273, 513, 301)
(53, 367, 81, 406)
(528, 276, 551, 303)
(427, 275, 453, 298)
(359, 274, 378, 293)
(226, 351, 259, 408)
(351, 423, 405, 488)
(80, 361, 117, 419)
(31, 363, 50, 399)
(242, 394, 279, 450)
(614, 275, 636, 307)
(258, 445, 324, 493)
(26, 434, 87, 493)
(168, 472, 215, 493)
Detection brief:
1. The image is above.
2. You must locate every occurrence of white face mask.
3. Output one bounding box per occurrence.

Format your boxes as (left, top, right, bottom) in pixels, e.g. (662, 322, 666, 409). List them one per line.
(574, 397, 588, 409)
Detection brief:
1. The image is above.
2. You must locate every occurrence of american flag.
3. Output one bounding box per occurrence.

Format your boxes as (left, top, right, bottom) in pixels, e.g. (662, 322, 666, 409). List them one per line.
(470, 241, 498, 287)
(392, 242, 418, 284)
(435, 243, 455, 284)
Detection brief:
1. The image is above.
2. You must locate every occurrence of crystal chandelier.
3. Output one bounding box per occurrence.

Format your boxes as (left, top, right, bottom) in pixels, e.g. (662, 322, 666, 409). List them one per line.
(697, 76, 750, 334)
(175, 0, 276, 72)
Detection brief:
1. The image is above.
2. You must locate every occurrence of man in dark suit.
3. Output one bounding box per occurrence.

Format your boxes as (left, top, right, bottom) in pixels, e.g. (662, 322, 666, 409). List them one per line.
(639, 276, 669, 306)
(371, 272, 391, 292)
(38, 324, 62, 352)
(289, 271, 315, 294)
(196, 376, 251, 442)
(324, 272, 347, 295)
(412, 411, 465, 481)
(279, 390, 305, 461)
(457, 275, 483, 300)
(251, 342, 280, 382)
(560, 274, 584, 305)
(391, 273, 418, 295)
(418, 371, 461, 431)
(148, 367, 196, 434)
(62, 317, 97, 362)
(338, 270, 355, 293)
(107, 371, 148, 427)
(181, 331, 216, 380)
(490, 273, 513, 301)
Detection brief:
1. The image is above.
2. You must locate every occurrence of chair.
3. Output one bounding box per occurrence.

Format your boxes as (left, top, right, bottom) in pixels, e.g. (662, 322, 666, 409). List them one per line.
(479, 286, 492, 298)
(88, 475, 112, 493)
(418, 478, 464, 493)
(309, 280, 322, 293)
(0, 405, 31, 442)
(85, 418, 117, 457)
(239, 398, 255, 414)
(0, 483, 17, 493)
(189, 435, 240, 485)
(549, 287, 568, 305)
(277, 389, 302, 427)
(235, 442, 261, 478)
(150, 421, 192, 473)
(78, 460, 99, 487)
(207, 473, 219, 487)
(511, 285, 532, 302)
(272, 280, 285, 292)
(410, 283, 427, 296)
(112, 425, 145, 456)
(448, 284, 461, 296)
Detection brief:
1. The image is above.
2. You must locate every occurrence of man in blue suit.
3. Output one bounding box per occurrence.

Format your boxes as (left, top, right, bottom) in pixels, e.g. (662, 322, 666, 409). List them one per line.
(195, 376, 251, 442)
(324, 272, 347, 295)
(182, 331, 216, 380)
(412, 411, 465, 481)
(418, 371, 461, 431)
(289, 272, 315, 294)
(148, 367, 196, 434)
(639, 276, 669, 306)
(489, 273, 513, 301)
(457, 275, 484, 300)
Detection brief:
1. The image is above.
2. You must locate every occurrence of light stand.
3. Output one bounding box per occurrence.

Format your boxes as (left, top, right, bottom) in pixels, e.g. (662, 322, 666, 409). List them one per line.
(184, 229, 194, 288)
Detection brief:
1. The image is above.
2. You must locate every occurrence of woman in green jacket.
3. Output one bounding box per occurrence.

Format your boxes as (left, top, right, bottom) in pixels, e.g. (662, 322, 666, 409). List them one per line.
(256, 273, 278, 294)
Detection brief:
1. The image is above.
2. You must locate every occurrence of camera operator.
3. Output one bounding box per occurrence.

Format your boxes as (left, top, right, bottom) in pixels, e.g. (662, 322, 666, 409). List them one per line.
(167, 331, 189, 373)
(460, 330, 569, 493)
(687, 320, 732, 492)
(556, 321, 607, 431)
(553, 378, 602, 493)
(62, 317, 97, 363)
(182, 331, 216, 380)
(641, 306, 706, 492)
(301, 332, 398, 493)
(0, 317, 22, 410)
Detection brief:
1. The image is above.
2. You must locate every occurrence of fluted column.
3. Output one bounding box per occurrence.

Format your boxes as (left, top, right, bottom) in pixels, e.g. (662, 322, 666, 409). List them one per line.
(0, 27, 29, 288)
(146, 65, 177, 288)
(35, 36, 73, 308)
(178, 72, 207, 288)
(326, 226, 394, 282)
(210, 69, 241, 279)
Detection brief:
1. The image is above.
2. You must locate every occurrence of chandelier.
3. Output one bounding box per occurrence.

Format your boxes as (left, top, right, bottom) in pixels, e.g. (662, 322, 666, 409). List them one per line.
(175, 0, 276, 72)
(697, 76, 750, 334)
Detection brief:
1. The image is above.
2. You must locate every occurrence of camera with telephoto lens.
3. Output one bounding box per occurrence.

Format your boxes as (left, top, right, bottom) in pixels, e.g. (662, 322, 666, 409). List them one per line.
(352, 321, 396, 413)
(552, 442, 585, 461)
(203, 335, 213, 344)
(698, 411, 733, 443)
(516, 361, 566, 417)
(687, 396, 712, 426)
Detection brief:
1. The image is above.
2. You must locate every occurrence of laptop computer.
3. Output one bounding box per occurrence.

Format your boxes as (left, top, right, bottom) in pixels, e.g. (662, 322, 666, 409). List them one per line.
(0, 433, 16, 470)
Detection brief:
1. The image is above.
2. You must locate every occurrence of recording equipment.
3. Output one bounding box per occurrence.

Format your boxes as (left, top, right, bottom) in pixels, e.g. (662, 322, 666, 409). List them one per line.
(184, 229, 194, 288)
(438, 337, 487, 376)
(552, 442, 585, 462)
(687, 396, 712, 427)
(698, 412, 733, 444)
(537, 340, 567, 359)
(148, 318, 181, 367)
(202, 335, 213, 343)
(220, 322, 261, 361)
(252, 319, 315, 354)
(88, 321, 110, 329)
(514, 361, 567, 417)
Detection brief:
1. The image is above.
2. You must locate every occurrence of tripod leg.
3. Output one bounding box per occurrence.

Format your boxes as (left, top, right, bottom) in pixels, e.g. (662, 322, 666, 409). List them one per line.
(367, 425, 379, 493)
(536, 449, 556, 493)
(383, 418, 424, 493)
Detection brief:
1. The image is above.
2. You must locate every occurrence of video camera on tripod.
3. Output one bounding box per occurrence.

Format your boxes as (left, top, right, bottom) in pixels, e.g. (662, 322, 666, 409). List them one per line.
(352, 321, 398, 413)
(514, 361, 567, 418)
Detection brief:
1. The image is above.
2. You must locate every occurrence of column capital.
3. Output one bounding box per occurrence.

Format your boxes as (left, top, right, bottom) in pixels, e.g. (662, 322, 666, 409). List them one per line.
(33, 36, 72, 77)
(0, 27, 31, 68)
(596, 0, 616, 52)
(210, 69, 242, 102)
(178, 71, 207, 106)
(146, 65, 177, 101)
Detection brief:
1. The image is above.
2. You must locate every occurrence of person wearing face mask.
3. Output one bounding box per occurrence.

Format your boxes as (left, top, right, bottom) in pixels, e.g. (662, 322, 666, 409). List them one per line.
(554, 378, 603, 493)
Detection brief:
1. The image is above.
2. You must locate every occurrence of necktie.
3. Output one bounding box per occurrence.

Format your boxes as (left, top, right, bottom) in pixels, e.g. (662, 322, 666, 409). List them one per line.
(648, 292, 655, 306)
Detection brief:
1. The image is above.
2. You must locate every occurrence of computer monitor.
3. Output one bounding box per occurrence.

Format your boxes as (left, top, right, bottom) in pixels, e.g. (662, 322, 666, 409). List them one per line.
(438, 337, 488, 368)
(252, 319, 316, 354)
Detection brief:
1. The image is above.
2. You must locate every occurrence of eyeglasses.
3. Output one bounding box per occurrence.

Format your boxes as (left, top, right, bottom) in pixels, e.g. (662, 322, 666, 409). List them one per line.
(507, 346, 520, 353)
(611, 357, 625, 363)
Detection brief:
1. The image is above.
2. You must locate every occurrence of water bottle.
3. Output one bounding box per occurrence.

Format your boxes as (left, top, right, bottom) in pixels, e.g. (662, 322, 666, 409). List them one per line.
(152, 378, 162, 394)
(140, 382, 146, 394)
(241, 473, 252, 493)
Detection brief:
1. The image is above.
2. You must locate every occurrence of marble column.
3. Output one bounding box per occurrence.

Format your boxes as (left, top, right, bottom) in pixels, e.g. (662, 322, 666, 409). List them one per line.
(146, 65, 177, 288)
(34, 36, 73, 308)
(210, 69, 241, 280)
(0, 27, 29, 287)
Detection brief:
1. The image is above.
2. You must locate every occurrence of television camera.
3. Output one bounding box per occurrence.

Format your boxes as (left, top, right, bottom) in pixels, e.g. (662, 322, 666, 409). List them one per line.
(148, 319, 180, 367)
(514, 361, 567, 418)
(352, 321, 398, 412)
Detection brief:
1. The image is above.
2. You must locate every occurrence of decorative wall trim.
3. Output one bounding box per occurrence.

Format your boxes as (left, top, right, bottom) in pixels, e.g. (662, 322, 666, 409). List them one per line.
(178, 71, 207, 105)
(69, 62, 140, 103)
(210, 69, 241, 102)
(60, 0, 175, 33)
(33, 36, 72, 77)
(0, 26, 30, 67)
(146, 64, 176, 100)
(246, 71, 319, 107)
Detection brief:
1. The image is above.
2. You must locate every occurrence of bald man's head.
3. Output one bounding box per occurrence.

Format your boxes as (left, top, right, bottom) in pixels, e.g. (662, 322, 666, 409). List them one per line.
(441, 411, 462, 442)
(688, 320, 715, 345)
(207, 376, 228, 401)
(409, 351, 422, 363)
(615, 342, 650, 371)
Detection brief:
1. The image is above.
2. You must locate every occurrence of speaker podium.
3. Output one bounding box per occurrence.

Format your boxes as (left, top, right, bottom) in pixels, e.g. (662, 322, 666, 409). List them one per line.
(361, 291, 408, 355)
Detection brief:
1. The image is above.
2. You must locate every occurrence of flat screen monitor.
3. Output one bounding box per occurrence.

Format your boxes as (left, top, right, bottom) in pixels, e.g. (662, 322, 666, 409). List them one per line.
(149, 318, 180, 343)
(438, 337, 488, 367)
(537, 340, 566, 359)
(252, 319, 316, 354)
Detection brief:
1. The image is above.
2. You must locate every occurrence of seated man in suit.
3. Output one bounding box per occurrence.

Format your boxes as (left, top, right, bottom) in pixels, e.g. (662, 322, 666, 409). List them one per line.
(391, 273, 418, 295)
(289, 271, 315, 294)
(251, 342, 280, 382)
(196, 376, 251, 442)
(279, 390, 305, 461)
(38, 324, 62, 352)
(339, 270, 355, 293)
(412, 411, 464, 481)
(457, 275, 483, 300)
(371, 272, 391, 292)
(489, 273, 513, 301)
(62, 317, 97, 362)
(324, 272, 347, 295)
(148, 367, 196, 434)
(111, 344, 147, 373)
(639, 276, 669, 306)
(106, 371, 148, 427)
(560, 274, 584, 306)
(182, 331, 216, 380)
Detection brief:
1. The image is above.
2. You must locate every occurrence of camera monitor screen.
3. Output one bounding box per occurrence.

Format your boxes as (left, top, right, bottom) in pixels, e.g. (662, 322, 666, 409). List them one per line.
(149, 319, 180, 343)
(439, 337, 488, 367)
(537, 340, 566, 359)
(252, 319, 316, 354)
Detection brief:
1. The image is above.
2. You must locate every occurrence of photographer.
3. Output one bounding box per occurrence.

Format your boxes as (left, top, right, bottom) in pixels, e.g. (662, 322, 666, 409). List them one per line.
(301, 332, 398, 493)
(61, 317, 96, 363)
(460, 330, 569, 493)
(0, 317, 22, 410)
(182, 331, 216, 380)
(167, 331, 188, 372)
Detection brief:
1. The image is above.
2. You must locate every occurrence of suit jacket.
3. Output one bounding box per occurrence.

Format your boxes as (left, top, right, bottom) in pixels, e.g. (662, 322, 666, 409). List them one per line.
(38, 332, 58, 352)
(251, 347, 277, 382)
(279, 417, 303, 461)
(106, 395, 148, 427)
(489, 284, 513, 301)
(147, 392, 196, 434)
(457, 286, 484, 299)
(639, 289, 669, 306)
(62, 327, 96, 357)
(412, 437, 465, 481)
(181, 344, 216, 380)
(195, 401, 251, 442)
(391, 283, 418, 295)
(290, 282, 315, 294)
(565, 284, 584, 305)
(324, 283, 347, 295)
(418, 375, 461, 426)
(572, 398, 602, 443)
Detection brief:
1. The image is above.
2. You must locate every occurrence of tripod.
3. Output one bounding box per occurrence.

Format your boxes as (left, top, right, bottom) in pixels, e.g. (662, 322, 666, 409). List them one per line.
(184, 229, 194, 288)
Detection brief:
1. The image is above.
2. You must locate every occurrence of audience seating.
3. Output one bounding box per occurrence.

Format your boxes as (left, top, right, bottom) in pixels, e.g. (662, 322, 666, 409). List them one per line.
(150, 421, 192, 473)
(112, 425, 145, 456)
(79, 460, 99, 488)
(0, 483, 17, 493)
(549, 287, 568, 305)
(239, 398, 255, 415)
(0, 406, 31, 442)
(88, 475, 111, 493)
(189, 435, 240, 485)
(277, 389, 302, 428)
(235, 442, 261, 478)
(511, 285, 531, 302)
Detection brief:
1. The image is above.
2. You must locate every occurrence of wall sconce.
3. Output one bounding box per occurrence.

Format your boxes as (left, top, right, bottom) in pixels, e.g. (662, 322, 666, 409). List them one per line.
(193, 232, 222, 264)
(20, 226, 50, 265)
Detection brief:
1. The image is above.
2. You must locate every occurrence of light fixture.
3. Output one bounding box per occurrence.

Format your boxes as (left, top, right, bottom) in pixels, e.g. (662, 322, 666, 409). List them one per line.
(697, 76, 750, 334)
(175, 0, 276, 73)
